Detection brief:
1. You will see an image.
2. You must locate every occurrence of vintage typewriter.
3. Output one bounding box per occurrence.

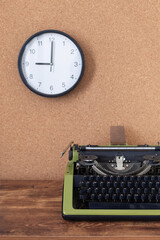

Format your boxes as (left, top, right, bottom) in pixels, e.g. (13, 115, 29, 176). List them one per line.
(62, 127, 160, 220)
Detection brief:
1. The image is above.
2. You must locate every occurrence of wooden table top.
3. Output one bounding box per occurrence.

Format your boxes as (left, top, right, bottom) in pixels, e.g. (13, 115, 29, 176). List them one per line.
(1, 180, 160, 240)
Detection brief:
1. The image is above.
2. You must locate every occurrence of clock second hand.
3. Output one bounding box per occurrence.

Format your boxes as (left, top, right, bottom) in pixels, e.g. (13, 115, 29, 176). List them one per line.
(50, 41, 54, 72)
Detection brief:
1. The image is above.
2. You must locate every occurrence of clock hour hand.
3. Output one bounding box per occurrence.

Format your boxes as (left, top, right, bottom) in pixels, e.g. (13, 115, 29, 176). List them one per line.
(50, 41, 54, 72)
(35, 63, 50, 65)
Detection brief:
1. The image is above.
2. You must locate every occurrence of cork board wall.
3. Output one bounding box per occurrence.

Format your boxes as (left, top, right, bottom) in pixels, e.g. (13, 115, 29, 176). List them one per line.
(1, 0, 160, 180)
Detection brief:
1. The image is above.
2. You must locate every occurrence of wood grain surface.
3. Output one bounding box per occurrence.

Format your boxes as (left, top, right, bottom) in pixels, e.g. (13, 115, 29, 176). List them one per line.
(1, 180, 160, 239)
(1, 0, 160, 180)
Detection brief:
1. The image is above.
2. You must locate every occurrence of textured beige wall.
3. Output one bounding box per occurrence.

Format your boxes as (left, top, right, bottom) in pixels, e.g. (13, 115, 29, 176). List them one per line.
(1, 0, 160, 180)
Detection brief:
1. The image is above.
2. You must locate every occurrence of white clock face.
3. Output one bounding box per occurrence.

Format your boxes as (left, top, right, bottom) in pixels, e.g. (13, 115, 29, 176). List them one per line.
(18, 30, 84, 97)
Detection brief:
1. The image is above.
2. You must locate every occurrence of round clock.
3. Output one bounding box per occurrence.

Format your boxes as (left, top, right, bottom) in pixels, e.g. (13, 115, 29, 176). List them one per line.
(18, 30, 84, 97)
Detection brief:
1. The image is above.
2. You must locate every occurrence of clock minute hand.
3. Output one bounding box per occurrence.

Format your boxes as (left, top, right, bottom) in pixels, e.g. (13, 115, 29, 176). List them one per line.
(50, 41, 53, 72)
(35, 63, 50, 65)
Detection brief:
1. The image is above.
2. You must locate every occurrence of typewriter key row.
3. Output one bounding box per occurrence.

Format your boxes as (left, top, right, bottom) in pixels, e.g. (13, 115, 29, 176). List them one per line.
(81, 175, 160, 183)
(79, 192, 160, 202)
(78, 175, 160, 203)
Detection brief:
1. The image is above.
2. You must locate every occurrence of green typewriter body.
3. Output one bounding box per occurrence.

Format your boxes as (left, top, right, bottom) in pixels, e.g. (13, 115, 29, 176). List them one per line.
(62, 128, 160, 220)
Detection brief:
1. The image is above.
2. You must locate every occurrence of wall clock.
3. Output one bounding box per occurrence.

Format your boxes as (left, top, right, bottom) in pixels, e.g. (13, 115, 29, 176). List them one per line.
(18, 30, 84, 97)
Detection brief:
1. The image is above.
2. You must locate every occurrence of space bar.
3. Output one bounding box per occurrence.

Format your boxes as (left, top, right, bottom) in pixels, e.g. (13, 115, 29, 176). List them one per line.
(89, 202, 160, 209)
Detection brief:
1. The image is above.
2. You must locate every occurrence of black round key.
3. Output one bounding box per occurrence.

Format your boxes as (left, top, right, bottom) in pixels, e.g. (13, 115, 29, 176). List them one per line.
(87, 188, 92, 194)
(123, 176, 128, 182)
(123, 188, 128, 195)
(106, 181, 111, 188)
(121, 181, 126, 188)
(151, 188, 156, 195)
(130, 188, 135, 195)
(141, 194, 145, 202)
(100, 181, 104, 187)
(86, 181, 91, 187)
(130, 176, 135, 182)
(156, 194, 160, 202)
(127, 194, 132, 202)
(144, 194, 148, 202)
(144, 176, 149, 182)
(110, 176, 115, 181)
(148, 182, 153, 188)
(137, 188, 141, 195)
(116, 176, 121, 181)
(113, 181, 118, 188)
(127, 181, 132, 188)
(105, 194, 110, 201)
(156, 182, 160, 188)
(148, 194, 153, 202)
(89, 175, 95, 181)
(134, 194, 139, 202)
(103, 176, 108, 182)
(151, 176, 155, 181)
(83, 176, 88, 182)
(91, 194, 95, 200)
(119, 194, 125, 201)
(108, 188, 113, 194)
(80, 181, 85, 187)
(94, 187, 99, 194)
(144, 188, 149, 194)
(142, 181, 146, 188)
(135, 182, 140, 188)
(98, 194, 103, 201)
(80, 194, 87, 200)
(92, 181, 98, 187)
(112, 194, 117, 201)
(137, 176, 142, 182)
(101, 188, 106, 194)
(96, 175, 101, 182)
(116, 188, 120, 195)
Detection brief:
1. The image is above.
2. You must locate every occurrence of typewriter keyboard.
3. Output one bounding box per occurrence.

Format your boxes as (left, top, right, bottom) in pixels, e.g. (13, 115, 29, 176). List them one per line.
(74, 175, 160, 209)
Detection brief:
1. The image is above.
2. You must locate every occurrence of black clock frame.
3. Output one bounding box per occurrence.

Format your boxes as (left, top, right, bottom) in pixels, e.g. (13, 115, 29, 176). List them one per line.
(18, 30, 85, 97)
